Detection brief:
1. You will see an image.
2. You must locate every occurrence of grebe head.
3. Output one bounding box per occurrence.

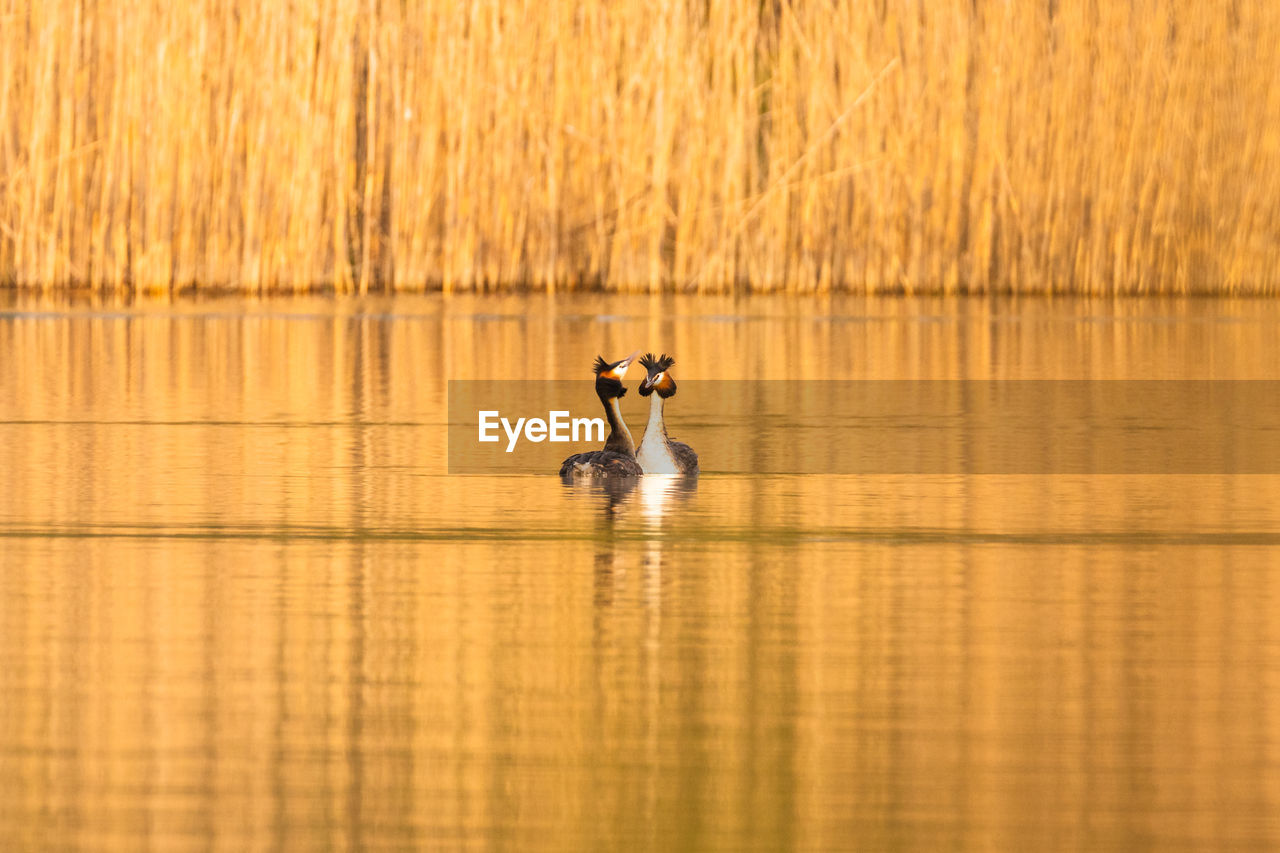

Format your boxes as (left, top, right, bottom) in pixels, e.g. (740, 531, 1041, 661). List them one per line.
(593, 350, 640, 399)
(638, 352, 677, 399)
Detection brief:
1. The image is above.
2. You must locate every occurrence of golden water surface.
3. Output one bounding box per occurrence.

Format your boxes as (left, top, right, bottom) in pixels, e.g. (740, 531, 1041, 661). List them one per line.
(2, 294, 1279, 851)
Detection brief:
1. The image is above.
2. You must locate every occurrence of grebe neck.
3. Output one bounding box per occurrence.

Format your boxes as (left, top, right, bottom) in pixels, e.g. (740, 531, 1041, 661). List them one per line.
(643, 393, 667, 443)
(636, 393, 680, 474)
(602, 395, 635, 456)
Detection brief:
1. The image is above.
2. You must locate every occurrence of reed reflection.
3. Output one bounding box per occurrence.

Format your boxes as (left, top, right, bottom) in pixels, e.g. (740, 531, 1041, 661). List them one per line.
(3, 296, 1280, 851)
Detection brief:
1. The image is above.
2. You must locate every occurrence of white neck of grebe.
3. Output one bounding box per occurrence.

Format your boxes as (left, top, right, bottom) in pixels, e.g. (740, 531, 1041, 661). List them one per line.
(636, 394, 680, 474)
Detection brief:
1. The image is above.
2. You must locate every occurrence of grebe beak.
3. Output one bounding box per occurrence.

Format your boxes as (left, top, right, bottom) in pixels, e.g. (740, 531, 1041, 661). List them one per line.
(603, 350, 640, 380)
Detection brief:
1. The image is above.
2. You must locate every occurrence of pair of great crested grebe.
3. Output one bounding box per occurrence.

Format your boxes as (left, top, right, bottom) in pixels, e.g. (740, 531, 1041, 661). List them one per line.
(559, 351, 698, 479)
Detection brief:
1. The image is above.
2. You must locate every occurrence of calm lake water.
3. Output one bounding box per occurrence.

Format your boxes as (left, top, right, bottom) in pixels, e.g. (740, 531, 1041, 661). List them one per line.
(2, 293, 1280, 851)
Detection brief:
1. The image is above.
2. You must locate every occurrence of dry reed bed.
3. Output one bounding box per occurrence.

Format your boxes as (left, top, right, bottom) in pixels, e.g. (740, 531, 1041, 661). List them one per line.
(1, 1, 1278, 294)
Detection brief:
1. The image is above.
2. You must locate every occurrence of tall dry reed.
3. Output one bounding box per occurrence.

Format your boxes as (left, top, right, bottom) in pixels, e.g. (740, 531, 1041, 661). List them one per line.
(1, 1, 1278, 294)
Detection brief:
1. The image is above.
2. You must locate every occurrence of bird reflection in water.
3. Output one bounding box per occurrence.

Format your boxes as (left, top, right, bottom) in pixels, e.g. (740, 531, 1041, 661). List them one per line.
(558, 475, 698, 612)
(562, 473, 699, 820)
(633, 477, 698, 644)
(558, 474, 698, 524)
(634, 475, 697, 527)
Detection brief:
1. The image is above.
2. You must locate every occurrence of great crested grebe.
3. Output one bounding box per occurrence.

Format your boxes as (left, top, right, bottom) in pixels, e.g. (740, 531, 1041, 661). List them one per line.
(558, 351, 644, 479)
(636, 353, 699, 475)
